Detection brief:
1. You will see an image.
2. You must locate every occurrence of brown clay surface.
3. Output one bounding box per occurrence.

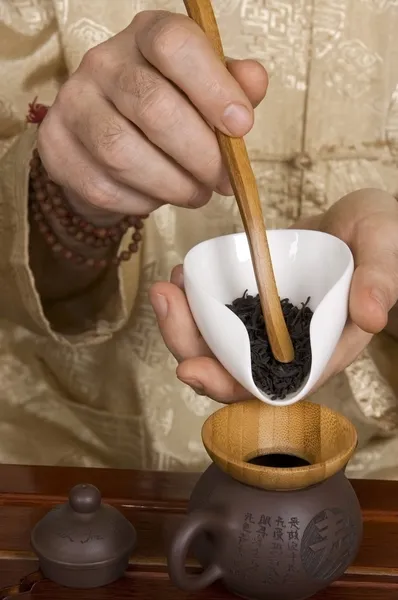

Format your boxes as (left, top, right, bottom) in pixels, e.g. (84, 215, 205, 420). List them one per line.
(0, 464, 396, 599)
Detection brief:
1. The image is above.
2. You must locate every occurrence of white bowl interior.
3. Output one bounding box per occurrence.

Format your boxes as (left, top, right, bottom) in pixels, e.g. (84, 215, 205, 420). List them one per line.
(184, 230, 354, 405)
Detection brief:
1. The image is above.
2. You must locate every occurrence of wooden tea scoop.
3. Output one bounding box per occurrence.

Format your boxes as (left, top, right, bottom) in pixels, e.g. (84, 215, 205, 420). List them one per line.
(183, 0, 294, 363)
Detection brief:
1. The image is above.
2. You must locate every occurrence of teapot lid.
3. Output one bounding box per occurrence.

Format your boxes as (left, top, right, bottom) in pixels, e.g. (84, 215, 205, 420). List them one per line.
(31, 484, 136, 577)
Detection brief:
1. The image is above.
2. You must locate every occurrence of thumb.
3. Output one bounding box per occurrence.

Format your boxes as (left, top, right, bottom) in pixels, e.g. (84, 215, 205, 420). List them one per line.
(350, 263, 392, 334)
(226, 58, 268, 109)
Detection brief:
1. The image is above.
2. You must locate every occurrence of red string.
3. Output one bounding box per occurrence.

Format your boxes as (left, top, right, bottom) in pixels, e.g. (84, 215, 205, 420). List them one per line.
(26, 97, 49, 124)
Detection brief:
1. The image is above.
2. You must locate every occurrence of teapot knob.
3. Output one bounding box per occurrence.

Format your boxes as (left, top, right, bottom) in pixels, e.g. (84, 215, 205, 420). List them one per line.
(68, 484, 102, 514)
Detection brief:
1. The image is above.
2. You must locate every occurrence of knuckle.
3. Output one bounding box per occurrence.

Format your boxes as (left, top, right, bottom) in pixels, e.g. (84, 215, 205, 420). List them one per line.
(186, 185, 212, 209)
(92, 117, 126, 170)
(80, 176, 117, 211)
(55, 78, 83, 115)
(134, 80, 179, 130)
(146, 14, 193, 61)
(131, 10, 168, 30)
(118, 62, 160, 100)
(79, 43, 111, 75)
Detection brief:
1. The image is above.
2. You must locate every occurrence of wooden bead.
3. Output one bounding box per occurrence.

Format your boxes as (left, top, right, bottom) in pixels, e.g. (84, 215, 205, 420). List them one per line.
(85, 235, 95, 246)
(44, 233, 56, 245)
(63, 249, 73, 260)
(128, 242, 138, 253)
(54, 207, 68, 218)
(132, 232, 142, 242)
(52, 243, 62, 253)
(120, 251, 131, 261)
(95, 228, 107, 239)
(35, 191, 46, 202)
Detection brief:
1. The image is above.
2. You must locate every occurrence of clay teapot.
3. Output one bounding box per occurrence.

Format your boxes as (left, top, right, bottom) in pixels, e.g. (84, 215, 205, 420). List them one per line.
(167, 400, 362, 600)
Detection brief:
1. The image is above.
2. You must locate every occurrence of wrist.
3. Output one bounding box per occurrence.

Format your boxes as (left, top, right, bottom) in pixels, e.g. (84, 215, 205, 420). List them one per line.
(29, 149, 146, 269)
(63, 188, 124, 228)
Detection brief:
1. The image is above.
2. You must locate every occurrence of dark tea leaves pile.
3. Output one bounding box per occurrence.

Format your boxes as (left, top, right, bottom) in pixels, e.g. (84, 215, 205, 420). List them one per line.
(227, 292, 313, 400)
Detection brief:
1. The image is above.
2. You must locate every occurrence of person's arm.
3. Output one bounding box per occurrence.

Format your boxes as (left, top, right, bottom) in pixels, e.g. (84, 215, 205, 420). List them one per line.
(0, 10, 138, 342)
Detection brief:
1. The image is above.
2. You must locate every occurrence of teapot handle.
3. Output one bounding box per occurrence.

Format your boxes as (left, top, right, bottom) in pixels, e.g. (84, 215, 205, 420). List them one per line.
(167, 510, 227, 592)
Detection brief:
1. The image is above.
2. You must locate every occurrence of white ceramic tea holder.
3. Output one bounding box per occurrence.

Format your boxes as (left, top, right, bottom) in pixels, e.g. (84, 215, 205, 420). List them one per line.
(183, 229, 354, 406)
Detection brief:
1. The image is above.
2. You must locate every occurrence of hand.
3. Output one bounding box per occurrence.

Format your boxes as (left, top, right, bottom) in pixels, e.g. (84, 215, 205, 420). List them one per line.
(37, 10, 268, 222)
(150, 188, 398, 402)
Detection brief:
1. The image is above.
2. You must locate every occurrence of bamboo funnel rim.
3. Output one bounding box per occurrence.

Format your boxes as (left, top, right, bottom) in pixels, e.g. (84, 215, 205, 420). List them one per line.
(202, 399, 358, 491)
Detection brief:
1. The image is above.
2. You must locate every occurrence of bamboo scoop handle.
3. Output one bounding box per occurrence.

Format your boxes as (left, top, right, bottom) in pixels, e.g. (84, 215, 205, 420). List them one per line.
(183, 0, 294, 363)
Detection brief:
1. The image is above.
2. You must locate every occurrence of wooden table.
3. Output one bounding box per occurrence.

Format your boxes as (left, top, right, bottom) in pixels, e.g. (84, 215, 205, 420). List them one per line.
(0, 465, 397, 599)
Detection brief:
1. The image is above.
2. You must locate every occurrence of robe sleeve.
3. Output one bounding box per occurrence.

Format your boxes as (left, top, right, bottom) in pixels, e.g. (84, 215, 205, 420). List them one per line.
(0, 2, 139, 346)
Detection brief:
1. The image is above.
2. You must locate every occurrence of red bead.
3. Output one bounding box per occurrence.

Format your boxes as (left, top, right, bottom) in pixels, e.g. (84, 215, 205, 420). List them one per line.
(36, 191, 46, 202)
(128, 242, 138, 253)
(127, 216, 138, 226)
(52, 243, 62, 253)
(44, 233, 56, 245)
(52, 195, 63, 206)
(120, 250, 131, 261)
(60, 218, 71, 227)
(132, 232, 142, 242)
(63, 249, 73, 260)
(46, 182, 58, 196)
(96, 259, 108, 269)
(85, 258, 95, 268)
(38, 223, 49, 234)
(55, 207, 68, 218)
(41, 202, 52, 213)
(95, 228, 107, 239)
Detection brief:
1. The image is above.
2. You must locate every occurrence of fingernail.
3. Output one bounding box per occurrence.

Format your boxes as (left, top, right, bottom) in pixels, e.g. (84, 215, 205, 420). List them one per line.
(152, 293, 168, 320)
(222, 103, 252, 136)
(178, 377, 205, 396)
(370, 288, 388, 312)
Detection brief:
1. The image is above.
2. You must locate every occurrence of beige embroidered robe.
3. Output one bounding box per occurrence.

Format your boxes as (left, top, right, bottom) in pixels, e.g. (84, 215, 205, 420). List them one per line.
(1, 0, 398, 477)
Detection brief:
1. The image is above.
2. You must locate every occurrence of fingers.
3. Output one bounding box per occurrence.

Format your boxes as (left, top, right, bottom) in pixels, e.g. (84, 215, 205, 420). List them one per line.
(38, 114, 162, 215)
(338, 189, 398, 334)
(57, 79, 213, 208)
(149, 281, 211, 361)
(176, 356, 250, 403)
(226, 58, 268, 109)
(133, 12, 255, 137)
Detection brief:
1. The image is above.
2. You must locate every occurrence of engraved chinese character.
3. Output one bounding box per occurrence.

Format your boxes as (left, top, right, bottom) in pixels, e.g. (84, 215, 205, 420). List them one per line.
(288, 517, 300, 529)
(245, 512, 255, 524)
